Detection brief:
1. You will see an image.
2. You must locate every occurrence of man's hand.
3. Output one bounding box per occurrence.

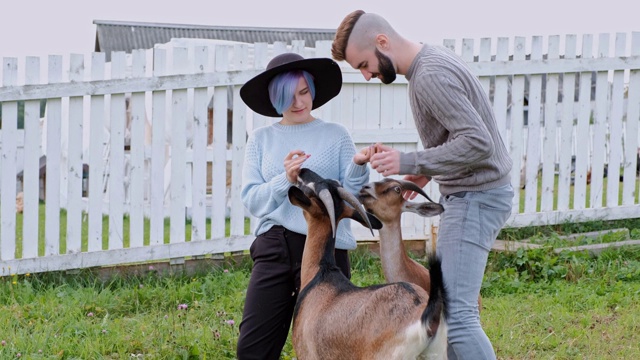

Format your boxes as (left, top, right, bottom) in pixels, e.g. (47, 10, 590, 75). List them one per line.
(370, 143, 400, 177)
(402, 174, 430, 200)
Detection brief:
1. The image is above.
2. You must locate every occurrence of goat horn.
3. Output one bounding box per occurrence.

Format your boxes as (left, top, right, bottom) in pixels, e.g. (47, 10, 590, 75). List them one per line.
(318, 188, 337, 238)
(338, 187, 374, 235)
(397, 179, 436, 203)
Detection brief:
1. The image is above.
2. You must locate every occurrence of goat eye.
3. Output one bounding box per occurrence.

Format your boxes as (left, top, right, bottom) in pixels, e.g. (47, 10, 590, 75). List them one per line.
(393, 186, 401, 194)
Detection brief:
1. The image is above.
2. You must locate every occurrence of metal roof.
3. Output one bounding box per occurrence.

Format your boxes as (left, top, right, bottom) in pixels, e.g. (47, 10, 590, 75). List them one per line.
(94, 20, 336, 61)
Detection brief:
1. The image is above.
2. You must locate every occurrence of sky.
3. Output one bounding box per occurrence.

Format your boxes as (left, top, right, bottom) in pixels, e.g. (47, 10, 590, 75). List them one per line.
(1, 0, 638, 60)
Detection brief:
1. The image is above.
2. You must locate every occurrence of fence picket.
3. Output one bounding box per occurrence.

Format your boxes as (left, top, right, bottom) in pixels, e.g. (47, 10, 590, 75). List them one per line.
(211, 45, 230, 239)
(109, 52, 127, 249)
(190, 46, 209, 242)
(88, 53, 106, 252)
(511, 37, 526, 213)
(22, 56, 41, 259)
(150, 49, 167, 245)
(607, 33, 627, 206)
(557, 35, 577, 210)
(66, 54, 84, 253)
(541, 36, 560, 212)
(574, 35, 594, 209)
(623, 32, 640, 204)
(230, 45, 249, 237)
(591, 35, 611, 208)
(169, 47, 189, 243)
(1, 57, 18, 261)
(45, 56, 62, 256)
(524, 36, 543, 213)
(129, 49, 147, 248)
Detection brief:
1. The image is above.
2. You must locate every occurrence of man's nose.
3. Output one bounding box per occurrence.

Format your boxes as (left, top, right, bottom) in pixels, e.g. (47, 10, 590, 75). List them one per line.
(360, 69, 373, 81)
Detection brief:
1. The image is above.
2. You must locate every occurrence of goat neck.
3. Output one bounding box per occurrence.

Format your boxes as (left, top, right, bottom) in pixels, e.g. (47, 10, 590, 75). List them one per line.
(359, 178, 444, 293)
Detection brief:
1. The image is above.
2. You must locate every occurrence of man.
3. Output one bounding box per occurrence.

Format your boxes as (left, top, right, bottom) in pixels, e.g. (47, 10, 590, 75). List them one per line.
(332, 10, 514, 360)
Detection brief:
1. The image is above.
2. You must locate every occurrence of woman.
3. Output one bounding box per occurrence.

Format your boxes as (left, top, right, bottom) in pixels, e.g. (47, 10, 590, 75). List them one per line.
(236, 52, 372, 360)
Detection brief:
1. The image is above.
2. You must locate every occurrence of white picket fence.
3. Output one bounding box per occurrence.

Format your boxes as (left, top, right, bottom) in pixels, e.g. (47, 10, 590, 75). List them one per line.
(1, 33, 640, 276)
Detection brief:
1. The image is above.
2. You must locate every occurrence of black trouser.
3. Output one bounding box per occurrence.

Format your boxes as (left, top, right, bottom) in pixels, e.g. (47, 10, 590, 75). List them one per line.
(236, 225, 351, 360)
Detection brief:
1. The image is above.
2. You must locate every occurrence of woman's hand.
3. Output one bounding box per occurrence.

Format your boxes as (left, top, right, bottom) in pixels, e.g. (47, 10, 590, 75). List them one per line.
(353, 144, 377, 166)
(284, 150, 310, 184)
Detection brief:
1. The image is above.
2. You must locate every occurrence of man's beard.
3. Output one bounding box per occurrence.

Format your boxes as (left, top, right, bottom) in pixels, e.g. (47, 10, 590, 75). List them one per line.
(375, 48, 397, 84)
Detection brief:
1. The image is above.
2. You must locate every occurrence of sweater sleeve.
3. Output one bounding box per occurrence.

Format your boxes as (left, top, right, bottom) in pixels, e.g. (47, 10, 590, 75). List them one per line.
(241, 133, 292, 218)
(402, 72, 494, 176)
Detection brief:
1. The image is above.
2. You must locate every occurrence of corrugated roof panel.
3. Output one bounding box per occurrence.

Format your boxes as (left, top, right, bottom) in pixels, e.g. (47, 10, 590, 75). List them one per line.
(94, 20, 336, 61)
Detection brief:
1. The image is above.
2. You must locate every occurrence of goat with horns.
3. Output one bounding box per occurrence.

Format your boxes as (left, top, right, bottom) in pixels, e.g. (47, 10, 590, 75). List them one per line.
(358, 178, 444, 293)
(288, 168, 449, 359)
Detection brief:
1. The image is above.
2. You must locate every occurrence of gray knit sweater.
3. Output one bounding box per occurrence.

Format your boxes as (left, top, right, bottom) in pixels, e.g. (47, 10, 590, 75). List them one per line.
(400, 44, 512, 196)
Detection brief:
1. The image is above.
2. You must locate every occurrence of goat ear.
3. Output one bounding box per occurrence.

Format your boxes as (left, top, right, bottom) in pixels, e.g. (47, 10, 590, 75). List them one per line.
(402, 202, 444, 217)
(288, 187, 312, 209)
(350, 210, 383, 230)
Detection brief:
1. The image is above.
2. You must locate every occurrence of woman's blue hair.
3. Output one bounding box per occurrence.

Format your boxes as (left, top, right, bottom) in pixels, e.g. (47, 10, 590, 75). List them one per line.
(268, 70, 316, 115)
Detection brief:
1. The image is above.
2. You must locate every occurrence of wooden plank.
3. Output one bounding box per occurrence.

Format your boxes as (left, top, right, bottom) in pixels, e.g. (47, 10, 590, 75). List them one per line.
(190, 46, 209, 242)
(109, 52, 127, 249)
(541, 36, 560, 212)
(230, 84, 247, 237)
(211, 45, 230, 239)
(506, 204, 640, 228)
(169, 47, 188, 243)
(478, 38, 492, 95)
(524, 36, 543, 213)
(623, 32, 640, 204)
(466, 55, 640, 76)
(1, 57, 18, 261)
(573, 35, 593, 210)
(22, 57, 41, 259)
(494, 38, 510, 163)
(45, 55, 62, 256)
(3, 54, 640, 103)
(557, 35, 577, 211)
(606, 33, 626, 207)
(88, 53, 106, 252)
(0, 70, 263, 102)
(150, 49, 167, 246)
(590, 35, 610, 209)
(0, 235, 255, 276)
(128, 49, 147, 248)
(66, 54, 84, 254)
(229, 43, 247, 237)
(510, 37, 526, 213)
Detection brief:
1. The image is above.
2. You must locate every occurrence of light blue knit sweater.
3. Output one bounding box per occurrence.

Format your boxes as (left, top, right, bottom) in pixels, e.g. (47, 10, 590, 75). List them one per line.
(241, 118, 370, 250)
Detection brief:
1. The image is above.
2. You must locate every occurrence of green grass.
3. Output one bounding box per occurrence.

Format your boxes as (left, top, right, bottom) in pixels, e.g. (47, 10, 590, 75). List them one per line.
(1, 242, 639, 359)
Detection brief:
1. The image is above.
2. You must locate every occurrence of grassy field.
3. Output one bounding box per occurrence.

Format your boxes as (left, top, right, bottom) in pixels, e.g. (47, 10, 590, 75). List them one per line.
(2, 181, 640, 358)
(1, 227, 639, 359)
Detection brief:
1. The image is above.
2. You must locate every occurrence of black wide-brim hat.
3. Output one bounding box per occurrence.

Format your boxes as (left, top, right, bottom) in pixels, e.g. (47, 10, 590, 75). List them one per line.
(240, 52, 343, 117)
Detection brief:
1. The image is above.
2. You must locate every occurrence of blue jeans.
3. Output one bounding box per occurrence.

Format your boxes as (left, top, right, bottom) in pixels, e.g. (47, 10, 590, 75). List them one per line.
(437, 184, 514, 360)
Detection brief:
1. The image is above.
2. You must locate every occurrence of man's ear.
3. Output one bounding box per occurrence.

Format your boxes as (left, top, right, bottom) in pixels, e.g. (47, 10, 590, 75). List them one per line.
(375, 34, 389, 50)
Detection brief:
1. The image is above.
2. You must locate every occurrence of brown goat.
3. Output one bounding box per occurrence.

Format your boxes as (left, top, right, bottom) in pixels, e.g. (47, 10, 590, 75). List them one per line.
(289, 169, 448, 359)
(359, 178, 482, 311)
(359, 178, 443, 293)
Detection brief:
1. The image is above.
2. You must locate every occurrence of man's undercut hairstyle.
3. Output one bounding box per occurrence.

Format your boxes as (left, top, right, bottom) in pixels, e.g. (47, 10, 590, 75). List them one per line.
(332, 10, 366, 61)
(268, 70, 316, 115)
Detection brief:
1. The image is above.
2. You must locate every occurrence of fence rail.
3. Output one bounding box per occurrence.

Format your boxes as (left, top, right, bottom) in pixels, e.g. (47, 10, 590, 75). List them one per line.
(1, 33, 640, 275)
